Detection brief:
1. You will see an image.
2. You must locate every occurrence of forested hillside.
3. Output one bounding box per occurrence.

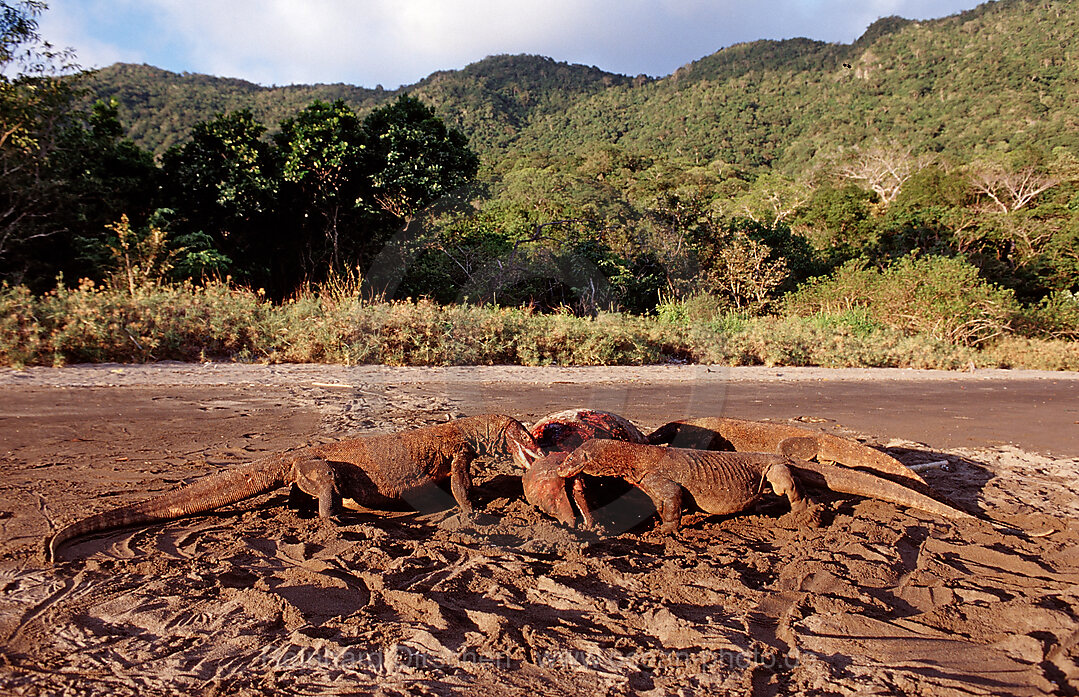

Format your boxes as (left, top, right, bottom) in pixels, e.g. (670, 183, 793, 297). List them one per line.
(512, 1, 1078, 169)
(85, 63, 384, 154)
(87, 55, 637, 157)
(2, 0, 1077, 369)
(88, 0, 1078, 170)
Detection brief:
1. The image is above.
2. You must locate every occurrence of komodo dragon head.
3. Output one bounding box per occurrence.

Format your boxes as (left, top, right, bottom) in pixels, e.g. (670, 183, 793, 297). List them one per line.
(521, 409, 646, 523)
(461, 414, 542, 470)
(521, 451, 578, 525)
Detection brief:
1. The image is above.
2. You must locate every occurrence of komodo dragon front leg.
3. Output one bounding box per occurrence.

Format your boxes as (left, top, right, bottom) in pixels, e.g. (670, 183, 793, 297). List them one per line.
(448, 443, 475, 514)
(290, 457, 341, 519)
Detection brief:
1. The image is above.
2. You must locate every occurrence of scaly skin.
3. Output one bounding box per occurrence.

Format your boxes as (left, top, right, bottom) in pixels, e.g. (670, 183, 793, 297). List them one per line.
(47, 414, 537, 561)
(532, 439, 975, 533)
(647, 417, 927, 490)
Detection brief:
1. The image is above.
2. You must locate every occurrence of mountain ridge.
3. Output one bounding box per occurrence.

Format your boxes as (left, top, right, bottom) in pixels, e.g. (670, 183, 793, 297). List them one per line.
(85, 54, 636, 156)
(84, 0, 1077, 171)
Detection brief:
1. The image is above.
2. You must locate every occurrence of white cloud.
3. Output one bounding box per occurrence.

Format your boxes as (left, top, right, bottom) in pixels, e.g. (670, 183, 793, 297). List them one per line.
(39, 0, 986, 87)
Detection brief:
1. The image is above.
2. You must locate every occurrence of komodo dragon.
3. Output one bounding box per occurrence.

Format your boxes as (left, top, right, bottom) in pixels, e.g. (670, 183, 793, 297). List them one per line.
(647, 417, 926, 490)
(48, 414, 538, 561)
(526, 439, 975, 534)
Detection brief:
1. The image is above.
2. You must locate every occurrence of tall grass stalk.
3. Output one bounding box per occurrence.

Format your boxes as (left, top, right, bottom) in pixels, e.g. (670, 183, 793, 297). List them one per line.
(1, 280, 1076, 370)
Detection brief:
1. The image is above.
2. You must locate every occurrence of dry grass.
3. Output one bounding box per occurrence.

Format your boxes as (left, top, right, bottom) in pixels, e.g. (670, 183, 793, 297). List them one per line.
(1, 280, 1075, 370)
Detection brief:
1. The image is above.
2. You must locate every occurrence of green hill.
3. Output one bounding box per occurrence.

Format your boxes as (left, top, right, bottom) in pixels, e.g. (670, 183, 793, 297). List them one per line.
(510, 0, 1079, 170)
(85, 63, 385, 154)
(85, 55, 637, 157)
(84, 0, 1079, 170)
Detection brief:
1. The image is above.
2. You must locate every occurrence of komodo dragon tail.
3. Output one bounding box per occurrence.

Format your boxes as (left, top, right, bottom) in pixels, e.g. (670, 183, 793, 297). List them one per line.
(787, 458, 977, 522)
(803, 432, 926, 490)
(47, 457, 291, 561)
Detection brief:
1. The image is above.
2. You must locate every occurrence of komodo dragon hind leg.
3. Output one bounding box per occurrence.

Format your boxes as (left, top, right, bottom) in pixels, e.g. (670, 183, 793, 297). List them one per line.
(290, 457, 341, 519)
(636, 473, 684, 534)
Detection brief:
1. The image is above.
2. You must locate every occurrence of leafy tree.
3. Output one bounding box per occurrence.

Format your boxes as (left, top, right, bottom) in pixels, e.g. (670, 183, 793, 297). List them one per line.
(880, 165, 973, 257)
(50, 99, 160, 275)
(627, 167, 725, 300)
(363, 94, 479, 223)
(704, 231, 789, 311)
(394, 212, 515, 303)
(892, 165, 970, 211)
(275, 99, 370, 276)
(96, 211, 229, 294)
(0, 0, 81, 280)
(359, 95, 481, 297)
(793, 184, 879, 263)
(1, 1, 72, 149)
(270, 96, 480, 292)
(726, 172, 812, 227)
(163, 109, 277, 233)
(161, 109, 277, 284)
(0, 5, 162, 289)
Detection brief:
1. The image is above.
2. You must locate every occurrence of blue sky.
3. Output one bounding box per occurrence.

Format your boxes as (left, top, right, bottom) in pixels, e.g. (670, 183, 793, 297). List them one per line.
(40, 1, 988, 88)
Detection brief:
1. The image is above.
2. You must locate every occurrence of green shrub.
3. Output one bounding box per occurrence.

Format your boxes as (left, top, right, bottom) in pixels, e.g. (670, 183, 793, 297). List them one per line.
(1017, 290, 1079, 340)
(804, 308, 885, 337)
(29, 279, 274, 364)
(720, 315, 973, 368)
(979, 336, 1079, 370)
(655, 293, 731, 326)
(784, 254, 1021, 346)
(0, 284, 42, 367)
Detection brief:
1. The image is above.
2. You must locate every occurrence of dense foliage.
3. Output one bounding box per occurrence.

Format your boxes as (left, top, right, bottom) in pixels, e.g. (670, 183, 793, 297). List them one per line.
(3, 86, 481, 296)
(1, 0, 1077, 365)
(0, 0, 82, 277)
(85, 55, 637, 158)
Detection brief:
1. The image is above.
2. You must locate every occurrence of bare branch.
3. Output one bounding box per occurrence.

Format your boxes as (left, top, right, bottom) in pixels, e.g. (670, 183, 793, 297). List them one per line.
(968, 161, 1061, 213)
(838, 144, 934, 205)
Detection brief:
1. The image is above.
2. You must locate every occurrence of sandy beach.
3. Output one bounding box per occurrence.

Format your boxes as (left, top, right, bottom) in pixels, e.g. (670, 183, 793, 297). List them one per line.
(0, 363, 1076, 695)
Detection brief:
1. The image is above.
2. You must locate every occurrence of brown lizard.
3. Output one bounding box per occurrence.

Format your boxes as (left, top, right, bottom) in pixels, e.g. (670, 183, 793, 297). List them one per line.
(646, 416, 926, 490)
(47, 414, 537, 561)
(527, 439, 976, 534)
